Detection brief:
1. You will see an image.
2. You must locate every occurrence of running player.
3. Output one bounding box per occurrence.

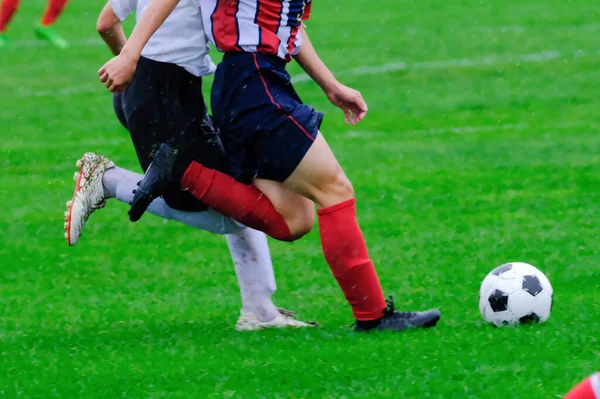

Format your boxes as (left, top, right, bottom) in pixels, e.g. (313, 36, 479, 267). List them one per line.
(99, 0, 441, 332)
(64, 0, 314, 331)
(0, 0, 69, 48)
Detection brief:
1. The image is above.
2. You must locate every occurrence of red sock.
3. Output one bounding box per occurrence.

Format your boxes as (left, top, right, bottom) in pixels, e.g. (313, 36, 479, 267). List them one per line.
(41, 0, 67, 26)
(318, 199, 386, 321)
(0, 0, 19, 33)
(181, 161, 293, 241)
(564, 373, 600, 399)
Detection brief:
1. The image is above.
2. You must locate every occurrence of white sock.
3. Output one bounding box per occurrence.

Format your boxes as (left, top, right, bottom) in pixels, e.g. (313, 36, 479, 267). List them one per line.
(102, 166, 245, 235)
(226, 228, 279, 322)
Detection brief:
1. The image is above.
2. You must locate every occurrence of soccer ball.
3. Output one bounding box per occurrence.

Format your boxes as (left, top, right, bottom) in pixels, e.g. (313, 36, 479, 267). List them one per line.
(479, 262, 553, 327)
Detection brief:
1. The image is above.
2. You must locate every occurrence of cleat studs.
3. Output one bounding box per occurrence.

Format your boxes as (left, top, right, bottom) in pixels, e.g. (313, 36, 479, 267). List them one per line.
(73, 172, 80, 182)
(136, 181, 141, 186)
(64, 221, 68, 229)
(64, 210, 70, 217)
(76, 159, 83, 168)
(64, 232, 68, 239)
(66, 200, 73, 207)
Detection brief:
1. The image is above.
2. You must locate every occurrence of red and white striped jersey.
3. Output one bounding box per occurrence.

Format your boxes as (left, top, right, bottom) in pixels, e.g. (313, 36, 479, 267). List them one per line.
(201, 0, 312, 61)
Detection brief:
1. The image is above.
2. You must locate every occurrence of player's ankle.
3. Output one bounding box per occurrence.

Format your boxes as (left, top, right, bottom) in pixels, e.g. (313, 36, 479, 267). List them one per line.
(172, 156, 193, 184)
(355, 317, 383, 331)
(101, 167, 119, 198)
(245, 300, 279, 322)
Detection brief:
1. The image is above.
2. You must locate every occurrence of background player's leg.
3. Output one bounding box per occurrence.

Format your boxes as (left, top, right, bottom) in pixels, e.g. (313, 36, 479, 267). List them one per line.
(226, 228, 316, 330)
(35, 0, 68, 48)
(0, 0, 19, 47)
(226, 228, 278, 320)
(103, 166, 245, 235)
(283, 132, 387, 322)
(66, 156, 314, 328)
(41, 0, 68, 26)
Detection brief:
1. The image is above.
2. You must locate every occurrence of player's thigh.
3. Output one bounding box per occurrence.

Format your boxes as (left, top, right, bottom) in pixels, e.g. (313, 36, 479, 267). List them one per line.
(253, 178, 315, 236)
(284, 132, 354, 208)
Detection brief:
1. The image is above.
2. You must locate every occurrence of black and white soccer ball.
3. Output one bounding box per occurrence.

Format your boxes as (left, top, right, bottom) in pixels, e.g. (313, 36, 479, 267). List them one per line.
(479, 262, 553, 327)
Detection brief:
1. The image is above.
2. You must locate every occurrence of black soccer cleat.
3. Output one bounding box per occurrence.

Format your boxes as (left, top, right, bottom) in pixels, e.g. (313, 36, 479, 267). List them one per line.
(129, 143, 179, 222)
(354, 296, 441, 332)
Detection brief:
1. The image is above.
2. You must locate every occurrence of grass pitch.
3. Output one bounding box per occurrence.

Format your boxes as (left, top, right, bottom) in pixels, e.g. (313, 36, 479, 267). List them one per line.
(1, 0, 599, 397)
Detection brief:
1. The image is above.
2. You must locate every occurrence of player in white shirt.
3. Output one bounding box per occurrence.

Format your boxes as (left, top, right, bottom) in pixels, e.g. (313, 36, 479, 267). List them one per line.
(63, 0, 314, 331)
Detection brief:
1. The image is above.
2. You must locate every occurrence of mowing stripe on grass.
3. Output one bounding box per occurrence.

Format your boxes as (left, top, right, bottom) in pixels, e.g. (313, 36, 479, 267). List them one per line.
(15, 49, 596, 97)
(344, 120, 592, 140)
(291, 51, 563, 83)
(13, 37, 103, 48)
(12, 22, 600, 47)
(4, 121, 592, 151)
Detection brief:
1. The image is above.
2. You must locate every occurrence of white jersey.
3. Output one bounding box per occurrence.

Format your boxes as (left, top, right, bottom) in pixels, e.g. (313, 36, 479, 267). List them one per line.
(111, 0, 215, 77)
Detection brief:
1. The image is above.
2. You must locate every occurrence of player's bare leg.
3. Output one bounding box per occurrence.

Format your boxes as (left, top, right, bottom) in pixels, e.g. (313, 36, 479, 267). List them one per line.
(252, 179, 315, 240)
(281, 132, 440, 331)
(280, 133, 351, 208)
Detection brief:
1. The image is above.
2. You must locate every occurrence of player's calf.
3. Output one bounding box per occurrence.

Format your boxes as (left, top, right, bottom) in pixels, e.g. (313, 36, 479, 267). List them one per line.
(253, 178, 315, 240)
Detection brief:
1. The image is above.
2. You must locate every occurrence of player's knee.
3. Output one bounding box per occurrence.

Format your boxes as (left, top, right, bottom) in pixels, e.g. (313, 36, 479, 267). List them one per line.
(285, 203, 315, 241)
(333, 169, 355, 200)
(313, 164, 355, 206)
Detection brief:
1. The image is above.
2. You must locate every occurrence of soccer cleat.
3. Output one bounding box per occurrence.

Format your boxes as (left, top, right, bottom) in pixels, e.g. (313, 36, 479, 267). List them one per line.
(35, 25, 69, 49)
(0, 33, 8, 48)
(354, 296, 441, 332)
(64, 153, 115, 246)
(236, 308, 318, 331)
(129, 143, 178, 222)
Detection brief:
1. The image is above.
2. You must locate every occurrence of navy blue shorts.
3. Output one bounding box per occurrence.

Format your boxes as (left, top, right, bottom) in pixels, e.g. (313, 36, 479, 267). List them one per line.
(211, 52, 324, 184)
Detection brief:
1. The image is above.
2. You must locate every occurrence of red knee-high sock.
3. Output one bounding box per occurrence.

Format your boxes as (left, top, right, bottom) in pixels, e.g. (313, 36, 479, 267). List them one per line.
(318, 199, 387, 321)
(564, 373, 600, 399)
(0, 0, 19, 33)
(181, 161, 293, 241)
(41, 0, 67, 26)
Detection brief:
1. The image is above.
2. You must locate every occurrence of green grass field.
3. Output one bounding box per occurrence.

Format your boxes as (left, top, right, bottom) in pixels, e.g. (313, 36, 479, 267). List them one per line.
(2, 0, 599, 397)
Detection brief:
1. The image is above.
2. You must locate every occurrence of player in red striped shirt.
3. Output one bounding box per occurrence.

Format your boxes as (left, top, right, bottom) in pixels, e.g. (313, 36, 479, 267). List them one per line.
(206, 0, 311, 61)
(99, 0, 441, 332)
